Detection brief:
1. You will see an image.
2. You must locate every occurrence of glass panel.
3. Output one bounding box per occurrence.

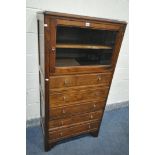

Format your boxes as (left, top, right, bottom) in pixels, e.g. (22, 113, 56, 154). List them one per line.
(56, 26, 117, 67)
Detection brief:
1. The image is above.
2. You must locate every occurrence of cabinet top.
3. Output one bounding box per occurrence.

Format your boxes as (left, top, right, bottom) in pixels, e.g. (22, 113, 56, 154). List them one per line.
(37, 11, 127, 25)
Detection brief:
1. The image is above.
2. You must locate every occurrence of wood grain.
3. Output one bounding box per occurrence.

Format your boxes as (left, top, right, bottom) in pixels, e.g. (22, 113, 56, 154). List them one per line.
(56, 19, 121, 31)
(49, 18, 57, 73)
(56, 43, 112, 50)
(49, 101, 105, 119)
(43, 11, 127, 25)
(49, 73, 112, 89)
(49, 86, 108, 107)
(52, 65, 112, 75)
(49, 110, 103, 130)
(48, 121, 100, 142)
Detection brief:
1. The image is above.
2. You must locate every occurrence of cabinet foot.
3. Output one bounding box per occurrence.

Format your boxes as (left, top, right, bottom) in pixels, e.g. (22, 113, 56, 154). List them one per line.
(44, 142, 57, 151)
(44, 144, 50, 152)
(90, 130, 99, 137)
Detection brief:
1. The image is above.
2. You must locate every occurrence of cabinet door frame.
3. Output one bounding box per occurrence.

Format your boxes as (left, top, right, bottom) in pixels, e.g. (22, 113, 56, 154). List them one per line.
(49, 17, 126, 75)
(49, 18, 57, 73)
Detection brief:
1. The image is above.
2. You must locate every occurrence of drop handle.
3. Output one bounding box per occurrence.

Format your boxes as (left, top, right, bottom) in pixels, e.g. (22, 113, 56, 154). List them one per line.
(90, 115, 93, 119)
(93, 104, 96, 108)
(98, 77, 101, 81)
(63, 96, 66, 101)
(97, 75, 102, 81)
(60, 132, 63, 136)
(64, 79, 68, 86)
(88, 124, 91, 129)
(62, 109, 66, 114)
(61, 121, 64, 126)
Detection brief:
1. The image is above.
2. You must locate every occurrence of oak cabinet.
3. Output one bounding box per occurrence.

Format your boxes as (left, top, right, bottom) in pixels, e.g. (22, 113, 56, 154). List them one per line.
(37, 11, 126, 151)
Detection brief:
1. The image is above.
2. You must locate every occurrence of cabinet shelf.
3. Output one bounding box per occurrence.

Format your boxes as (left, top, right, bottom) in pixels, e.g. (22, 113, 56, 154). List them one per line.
(56, 43, 112, 50)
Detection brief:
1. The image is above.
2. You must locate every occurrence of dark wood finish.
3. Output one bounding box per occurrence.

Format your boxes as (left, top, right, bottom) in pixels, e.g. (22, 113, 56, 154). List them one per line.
(49, 73, 112, 89)
(43, 11, 127, 25)
(49, 86, 108, 107)
(90, 130, 99, 137)
(111, 25, 127, 68)
(48, 121, 100, 142)
(49, 101, 106, 119)
(53, 65, 112, 76)
(49, 18, 56, 73)
(37, 11, 127, 151)
(49, 110, 102, 129)
(56, 18, 121, 31)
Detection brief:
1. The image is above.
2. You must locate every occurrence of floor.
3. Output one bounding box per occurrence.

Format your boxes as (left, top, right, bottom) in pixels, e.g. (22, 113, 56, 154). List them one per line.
(26, 106, 129, 155)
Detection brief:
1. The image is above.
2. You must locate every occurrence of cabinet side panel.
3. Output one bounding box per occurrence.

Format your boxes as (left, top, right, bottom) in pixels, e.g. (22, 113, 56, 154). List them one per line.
(38, 18, 45, 75)
(37, 13, 50, 150)
(44, 15, 51, 151)
(37, 13, 45, 121)
(111, 24, 127, 69)
(37, 13, 45, 126)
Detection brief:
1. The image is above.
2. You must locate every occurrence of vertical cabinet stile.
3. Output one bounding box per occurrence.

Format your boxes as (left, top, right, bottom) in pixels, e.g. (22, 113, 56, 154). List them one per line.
(50, 18, 57, 73)
(44, 15, 50, 151)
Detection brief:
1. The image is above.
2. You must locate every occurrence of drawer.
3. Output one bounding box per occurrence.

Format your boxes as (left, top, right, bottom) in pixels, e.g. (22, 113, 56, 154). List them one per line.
(49, 110, 103, 130)
(49, 121, 100, 142)
(49, 73, 112, 89)
(49, 101, 105, 119)
(50, 86, 109, 107)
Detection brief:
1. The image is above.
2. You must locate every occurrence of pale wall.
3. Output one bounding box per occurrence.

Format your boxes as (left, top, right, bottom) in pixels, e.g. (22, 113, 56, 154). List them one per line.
(26, 0, 129, 120)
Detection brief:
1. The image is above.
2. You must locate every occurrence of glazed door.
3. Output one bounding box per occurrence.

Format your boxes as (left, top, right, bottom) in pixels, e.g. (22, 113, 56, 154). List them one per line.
(49, 18, 123, 75)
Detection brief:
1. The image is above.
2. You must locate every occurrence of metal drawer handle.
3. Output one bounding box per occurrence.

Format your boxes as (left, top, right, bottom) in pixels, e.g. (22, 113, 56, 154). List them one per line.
(60, 132, 63, 136)
(64, 80, 68, 85)
(98, 77, 101, 81)
(97, 75, 102, 81)
(63, 96, 66, 101)
(62, 109, 66, 114)
(88, 124, 91, 129)
(61, 121, 64, 126)
(64, 79, 70, 86)
(93, 104, 96, 108)
(90, 115, 93, 119)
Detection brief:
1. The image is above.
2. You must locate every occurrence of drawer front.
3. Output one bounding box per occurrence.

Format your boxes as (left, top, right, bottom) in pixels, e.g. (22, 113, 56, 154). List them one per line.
(50, 86, 109, 107)
(49, 110, 103, 130)
(49, 121, 100, 142)
(49, 101, 105, 119)
(49, 73, 112, 89)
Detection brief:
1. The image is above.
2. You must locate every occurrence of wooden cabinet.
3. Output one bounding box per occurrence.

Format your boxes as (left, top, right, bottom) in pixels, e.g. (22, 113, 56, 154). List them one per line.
(37, 11, 127, 151)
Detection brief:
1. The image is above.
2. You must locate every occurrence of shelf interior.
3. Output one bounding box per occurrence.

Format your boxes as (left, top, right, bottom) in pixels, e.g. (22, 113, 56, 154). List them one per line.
(55, 26, 117, 67)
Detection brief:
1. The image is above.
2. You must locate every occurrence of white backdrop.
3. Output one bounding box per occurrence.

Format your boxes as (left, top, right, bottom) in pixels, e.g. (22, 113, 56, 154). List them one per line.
(26, 0, 129, 120)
